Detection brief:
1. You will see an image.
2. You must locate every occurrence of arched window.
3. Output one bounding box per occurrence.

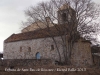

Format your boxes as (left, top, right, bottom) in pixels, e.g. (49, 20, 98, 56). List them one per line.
(20, 47, 22, 52)
(51, 45, 54, 50)
(36, 52, 41, 59)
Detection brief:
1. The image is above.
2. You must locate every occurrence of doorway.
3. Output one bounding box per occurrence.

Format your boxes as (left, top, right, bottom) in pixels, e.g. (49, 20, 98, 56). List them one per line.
(36, 52, 41, 59)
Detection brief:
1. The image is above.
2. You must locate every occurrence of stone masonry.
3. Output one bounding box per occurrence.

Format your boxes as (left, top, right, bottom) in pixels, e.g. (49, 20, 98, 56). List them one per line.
(4, 37, 64, 61)
(4, 36, 93, 66)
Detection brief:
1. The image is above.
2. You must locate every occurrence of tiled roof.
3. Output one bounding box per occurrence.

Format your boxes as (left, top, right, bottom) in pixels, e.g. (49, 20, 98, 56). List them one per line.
(4, 25, 68, 43)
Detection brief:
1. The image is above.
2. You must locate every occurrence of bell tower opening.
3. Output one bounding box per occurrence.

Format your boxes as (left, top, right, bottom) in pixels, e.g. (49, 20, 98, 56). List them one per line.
(58, 4, 76, 25)
(62, 13, 67, 21)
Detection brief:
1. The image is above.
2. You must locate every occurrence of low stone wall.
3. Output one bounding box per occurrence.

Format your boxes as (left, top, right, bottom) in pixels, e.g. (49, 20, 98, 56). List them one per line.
(0, 59, 53, 68)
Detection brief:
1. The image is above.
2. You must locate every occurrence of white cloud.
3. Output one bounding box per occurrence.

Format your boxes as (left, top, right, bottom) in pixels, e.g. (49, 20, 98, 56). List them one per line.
(92, 0, 100, 4)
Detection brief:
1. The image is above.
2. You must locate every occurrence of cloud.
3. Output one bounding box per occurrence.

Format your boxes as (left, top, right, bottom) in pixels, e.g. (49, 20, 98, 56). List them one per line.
(92, 0, 100, 4)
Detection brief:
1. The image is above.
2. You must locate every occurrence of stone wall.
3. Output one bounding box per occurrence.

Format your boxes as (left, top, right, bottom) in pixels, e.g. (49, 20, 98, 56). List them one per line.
(92, 55, 100, 67)
(4, 37, 93, 66)
(4, 37, 64, 62)
(0, 59, 53, 68)
(71, 39, 93, 66)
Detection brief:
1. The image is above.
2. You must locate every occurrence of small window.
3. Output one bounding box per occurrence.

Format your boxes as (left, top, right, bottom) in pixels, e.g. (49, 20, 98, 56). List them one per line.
(68, 14, 71, 21)
(28, 47, 31, 52)
(20, 47, 22, 52)
(51, 45, 54, 50)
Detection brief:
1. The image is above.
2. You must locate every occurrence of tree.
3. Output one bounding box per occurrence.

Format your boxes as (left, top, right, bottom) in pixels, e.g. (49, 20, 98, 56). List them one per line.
(22, 0, 100, 65)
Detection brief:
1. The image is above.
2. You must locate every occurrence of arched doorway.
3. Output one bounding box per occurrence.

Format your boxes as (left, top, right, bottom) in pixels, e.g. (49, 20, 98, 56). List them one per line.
(36, 52, 41, 59)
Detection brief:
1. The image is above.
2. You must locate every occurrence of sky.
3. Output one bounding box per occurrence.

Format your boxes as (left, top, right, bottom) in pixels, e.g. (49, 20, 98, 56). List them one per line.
(0, 0, 100, 53)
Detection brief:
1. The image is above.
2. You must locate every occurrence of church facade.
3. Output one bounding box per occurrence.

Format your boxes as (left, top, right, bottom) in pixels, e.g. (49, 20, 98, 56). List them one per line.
(3, 4, 93, 66)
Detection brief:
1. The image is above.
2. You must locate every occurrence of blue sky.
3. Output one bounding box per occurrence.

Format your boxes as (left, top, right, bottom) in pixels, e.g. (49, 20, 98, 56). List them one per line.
(0, 0, 100, 52)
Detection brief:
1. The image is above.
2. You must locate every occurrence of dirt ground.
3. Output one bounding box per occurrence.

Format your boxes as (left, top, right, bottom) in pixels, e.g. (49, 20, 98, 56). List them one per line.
(0, 65, 100, 75)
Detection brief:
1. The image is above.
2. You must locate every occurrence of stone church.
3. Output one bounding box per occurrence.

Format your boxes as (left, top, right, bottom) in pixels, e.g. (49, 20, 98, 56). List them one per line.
(3, 4, 93, 66)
